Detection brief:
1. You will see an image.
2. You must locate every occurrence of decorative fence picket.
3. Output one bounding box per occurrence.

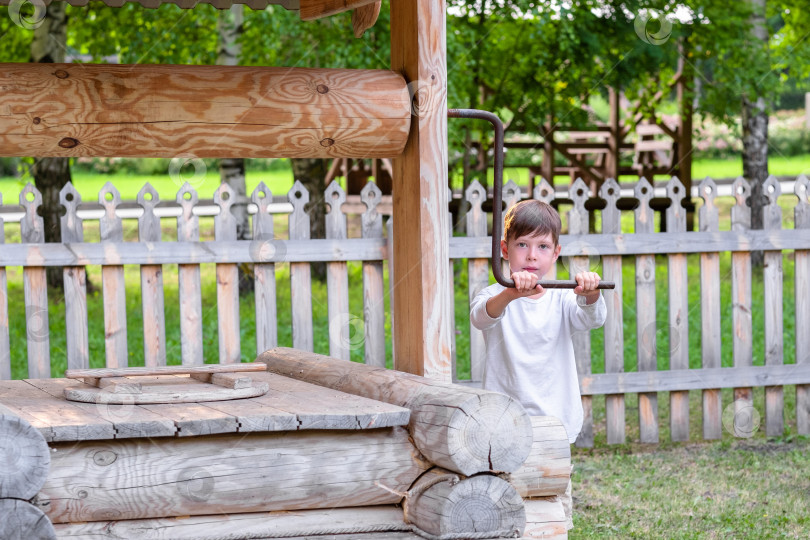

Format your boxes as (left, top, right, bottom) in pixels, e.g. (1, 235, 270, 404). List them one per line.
(177, 183, 204, 366)
(138, 184, 167, 368)
(251, 182, 278, 356)
(763, 175, 784, 436)
(796, 176, 810, 435)
(20, 184, 49, 379)
(325, 182, 350, 361)
(465, 181, 488, 383)
(99, 183, 128, 369)
(289, 181, 314, 353)
(214, 183, 241, 365)
(361, 182, 386, 368)
(0, 193, 8, 380)
(60, 183, 89, 372)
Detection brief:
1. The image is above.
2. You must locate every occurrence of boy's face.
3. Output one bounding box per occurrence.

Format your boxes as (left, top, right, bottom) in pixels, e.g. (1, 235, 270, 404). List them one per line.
(501, 231, 561, 280)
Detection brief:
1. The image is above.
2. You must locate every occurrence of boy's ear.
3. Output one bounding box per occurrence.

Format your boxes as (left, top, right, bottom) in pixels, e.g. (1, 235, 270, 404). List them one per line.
(500, 239, 508, 258)
(553, 243, 562, 260)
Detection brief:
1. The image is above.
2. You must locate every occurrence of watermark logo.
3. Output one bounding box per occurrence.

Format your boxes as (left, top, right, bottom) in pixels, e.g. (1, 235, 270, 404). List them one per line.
(169, 154, 207, 189)
(634, 10, 673, 45)
(404, 78, 442, 118)
(9, 0, 46, 30)
(248, 233, 288, 263)
(329, 312, 366, 354)
(176, 466, 215, 502)
(26, 306, 49, 343)
(94, 392, 138, 425)
(722, 399, 761, 438)
(640, 321, 679, 358)
(559, 240, 602, 276)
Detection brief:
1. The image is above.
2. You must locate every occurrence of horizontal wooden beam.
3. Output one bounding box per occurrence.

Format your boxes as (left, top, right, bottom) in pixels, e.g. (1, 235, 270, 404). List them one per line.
(450, 230, 810, 258)
(0, 238, 386, 266)
(299, 0, 379, 20)
(579, 364, 810, 396)
(0, 63, 410, 159)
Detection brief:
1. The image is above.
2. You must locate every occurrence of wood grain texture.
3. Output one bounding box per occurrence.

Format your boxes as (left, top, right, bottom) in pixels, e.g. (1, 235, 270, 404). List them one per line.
(353, 1, 382, 38)
(37, 427, 429, 523)
(0, 499, 55, 540)
(98, 183, 128, 369)
(390, 0, 452, 380)
(361, 182, 386, 367)
(600, 179, 625, 444)
(522, 497, 568, 539)
(0, 63, 410, 158)
(52, 506, 410, 539)
(258, 347, 533, 475)
(176, 184, 204, 366)
(0, 414, 51, 499)
(300, 0, 380, 20)
(762, 176, 784, 437)
(404, 468, 525, 539)
(634, 179, 658, 443)
(501, 416, 571, 498)
(698, 178, 722, 439)
(795, 176, 810, 435)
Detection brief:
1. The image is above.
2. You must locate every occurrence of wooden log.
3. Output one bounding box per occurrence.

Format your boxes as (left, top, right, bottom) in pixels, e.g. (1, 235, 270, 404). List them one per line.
(796, 175, 810, 435)
(600, 179, 625, 444)
(634, 178, 658, 443)
(501, 416, 571, 498)
(521, 497, 568, 539)
(257, 347, 533, 475)
(36, 427, 429, 523)
(0, 414, 51, 500)
(390, 0, 452, 380)
(0, 63, 410, 159)
(0, 499, 56, 540)
(53, 506, 411, 539)
(698, 178, 722, 439)
(404, 468, 525, 539)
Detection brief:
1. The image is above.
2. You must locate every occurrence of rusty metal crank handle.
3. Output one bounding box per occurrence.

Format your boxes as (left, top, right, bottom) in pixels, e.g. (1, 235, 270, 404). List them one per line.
(534, 280, 615, 290)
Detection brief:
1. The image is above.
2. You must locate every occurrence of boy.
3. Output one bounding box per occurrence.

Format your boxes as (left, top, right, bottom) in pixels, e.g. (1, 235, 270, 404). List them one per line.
(469, 199, 606, 531)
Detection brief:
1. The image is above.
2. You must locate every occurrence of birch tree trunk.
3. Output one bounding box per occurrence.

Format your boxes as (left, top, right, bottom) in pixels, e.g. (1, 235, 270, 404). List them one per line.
(30, 2, 71, 290)
(742, 0, 769, 267)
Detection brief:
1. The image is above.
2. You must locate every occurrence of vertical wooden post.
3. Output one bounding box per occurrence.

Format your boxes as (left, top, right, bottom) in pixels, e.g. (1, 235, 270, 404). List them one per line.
(698, 178, 722, 439)
(634, 178, 659, 443)
(176, 184, 204, 366)
(465, 181, 488, 383)
(214, 183, 241, 364)
(252, 182, 278, 355)
(325, 182, 350, 361)
(762, 176, 784, 437)
(289, 181, 314, 352)
(542, 118, 554, 186)
(600, 178, 625, 444)
(361, 182, 386, 367)
(795, 175, 810, 435)
(20, 184, 50, 379)
(731, 177, 754, 437)
(390, 0, 451, 379)
(0, 193, 9, 380)
(60, 183, 89, 371)
(137, 184, 167, 368)
(99, 183, 128, 369)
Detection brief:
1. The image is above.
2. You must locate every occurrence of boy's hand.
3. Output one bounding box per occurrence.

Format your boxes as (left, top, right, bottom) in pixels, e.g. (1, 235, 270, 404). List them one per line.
(509, 270, 543, 297)
(574, 271, 601, 304)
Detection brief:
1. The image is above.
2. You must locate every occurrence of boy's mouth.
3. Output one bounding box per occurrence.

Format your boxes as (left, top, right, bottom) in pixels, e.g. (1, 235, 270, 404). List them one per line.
(523, 267, 538, 272)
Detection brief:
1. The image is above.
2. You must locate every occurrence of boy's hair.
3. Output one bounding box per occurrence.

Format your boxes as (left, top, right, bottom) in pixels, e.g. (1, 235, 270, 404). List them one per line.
(503, 200, 562, 246)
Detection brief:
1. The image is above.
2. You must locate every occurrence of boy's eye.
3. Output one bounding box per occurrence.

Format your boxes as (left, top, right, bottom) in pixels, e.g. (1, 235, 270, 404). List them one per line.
(540, 244, 549, 250)
(517, 242, 527, 248)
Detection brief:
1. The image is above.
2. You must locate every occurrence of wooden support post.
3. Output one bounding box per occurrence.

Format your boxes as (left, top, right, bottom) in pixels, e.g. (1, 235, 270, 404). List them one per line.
(404, 468, 525, 539)
(390, 0, 451, 379)
(258, 347, 533, 475)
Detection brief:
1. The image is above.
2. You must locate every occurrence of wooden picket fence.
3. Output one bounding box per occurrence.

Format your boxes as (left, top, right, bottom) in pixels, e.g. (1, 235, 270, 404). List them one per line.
(1, 174, 808, 447)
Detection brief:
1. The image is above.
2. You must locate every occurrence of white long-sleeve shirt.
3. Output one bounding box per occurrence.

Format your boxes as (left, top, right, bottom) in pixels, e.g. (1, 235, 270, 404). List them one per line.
(470, 284, 606, 443)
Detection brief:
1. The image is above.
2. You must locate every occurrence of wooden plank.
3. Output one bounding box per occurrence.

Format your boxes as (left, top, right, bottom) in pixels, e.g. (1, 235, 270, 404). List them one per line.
(25, 378, 177, 439)
(361, 182, 386, 367)
(259, 347, 533, 476)
(288, 181, 314, 352)
(666, 178, 690, 442)
(300, 0, 380, 20)
(189, 372, 254, 389)
(53, 506, 411, 539)
(698, 178, 722, 439)
(214, 183, 241, 364)
(634, 178, 658, 443)
(600, 179, 625, 444)
(568, 179, 593, 448)
(38, 427, 429, 523)
(325, 182, 351, 361)
(251, 182, 278, 354)
(465, 180, 488, 383)
(731, 177, 755, 437)
(138, 184, 167, 367)
(0, 380, 115, 442)
(136, 402, 240, 438)
(390, 0, 452, 380)
(99, 182, 128, 369)
(448, 187, 457, 380)
(66, 363, 265, 379)
(19, 184, 50, 379)
(176, 184, 204, 366)
(248, 371, 411, 430)
(579, 363, 810, 395)
(763, 176, 784, 437)
(0, 63, 410, 159)
(63, 377, 269, 405)
(60, 183, 89, 371)
(446, 229, 810, 259)
(0, 192, 9, 380)
(795, 175, 810, 435)
(387, 217, 396, 367)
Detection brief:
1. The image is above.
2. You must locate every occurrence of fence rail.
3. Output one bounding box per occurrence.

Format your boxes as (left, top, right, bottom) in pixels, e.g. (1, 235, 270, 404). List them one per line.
(0, 174, 808, 446)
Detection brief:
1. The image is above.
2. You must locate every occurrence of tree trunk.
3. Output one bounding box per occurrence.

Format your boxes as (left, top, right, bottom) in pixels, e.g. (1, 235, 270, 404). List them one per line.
(30, 2, 71, 290)
(290, 158, 328, 281)
(217, 5, 253, 293)
(742, 0, 769, 267)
